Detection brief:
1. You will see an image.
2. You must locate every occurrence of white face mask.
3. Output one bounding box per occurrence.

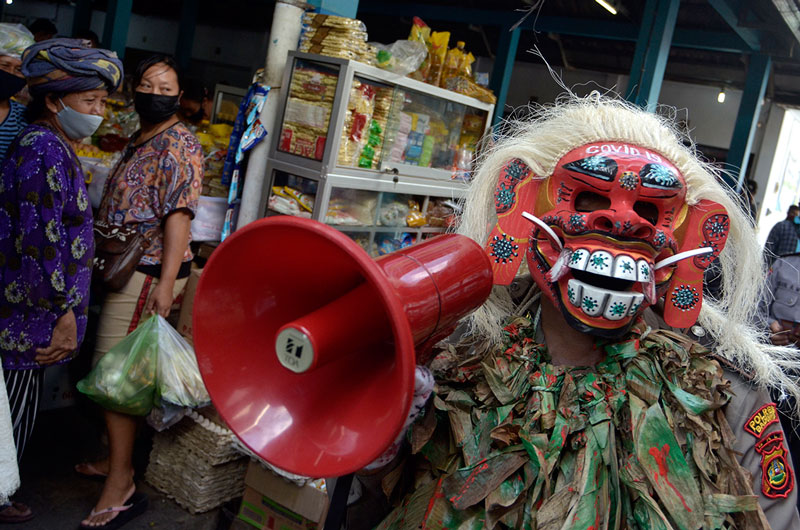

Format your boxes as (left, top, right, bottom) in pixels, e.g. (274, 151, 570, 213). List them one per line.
(56, 99, 104, 140)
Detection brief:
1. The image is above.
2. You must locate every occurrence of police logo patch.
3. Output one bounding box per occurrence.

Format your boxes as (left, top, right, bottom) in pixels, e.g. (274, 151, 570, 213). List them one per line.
(755, 431, 794, 499)
(744, 403, 779, 438)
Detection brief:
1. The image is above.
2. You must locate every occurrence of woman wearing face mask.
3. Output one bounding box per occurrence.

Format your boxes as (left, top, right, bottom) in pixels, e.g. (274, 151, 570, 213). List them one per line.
(76, 54, 203, 529)
(0, 38, 122, 524)
(0, 23, 34, 162)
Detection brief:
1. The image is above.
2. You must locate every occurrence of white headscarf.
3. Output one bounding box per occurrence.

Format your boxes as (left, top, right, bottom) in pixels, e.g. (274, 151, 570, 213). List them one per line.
(0, 23, 34, 59)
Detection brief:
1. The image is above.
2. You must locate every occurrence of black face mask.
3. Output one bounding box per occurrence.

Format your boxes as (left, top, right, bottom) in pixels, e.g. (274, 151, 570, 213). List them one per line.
(134, 92, 180, 124)
(0, 69, 26, 101)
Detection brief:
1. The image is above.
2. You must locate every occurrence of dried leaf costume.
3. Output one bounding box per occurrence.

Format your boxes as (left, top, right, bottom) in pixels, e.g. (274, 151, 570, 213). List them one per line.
(375, 97, 800, 529)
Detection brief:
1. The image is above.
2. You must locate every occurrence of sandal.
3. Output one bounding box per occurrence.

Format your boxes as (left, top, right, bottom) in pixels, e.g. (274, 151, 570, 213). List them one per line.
(78, 489, 148, 530)
(0, 501, 34, 523)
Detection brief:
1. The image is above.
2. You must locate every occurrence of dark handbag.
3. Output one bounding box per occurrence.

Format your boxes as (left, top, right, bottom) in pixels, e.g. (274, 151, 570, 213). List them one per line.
(93, 221, 155, 292)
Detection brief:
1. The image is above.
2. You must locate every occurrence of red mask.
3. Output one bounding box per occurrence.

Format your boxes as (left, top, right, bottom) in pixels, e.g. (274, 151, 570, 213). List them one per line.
(485, 141, 729, 337)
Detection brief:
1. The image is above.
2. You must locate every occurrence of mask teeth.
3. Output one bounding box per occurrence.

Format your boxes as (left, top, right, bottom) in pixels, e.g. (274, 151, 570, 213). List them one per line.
(546, 248, 573, 282)
(643, 277, 656, 304)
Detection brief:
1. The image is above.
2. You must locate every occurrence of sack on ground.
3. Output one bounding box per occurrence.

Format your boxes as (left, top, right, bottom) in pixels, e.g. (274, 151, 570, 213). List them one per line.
(77, 315, 210, 416)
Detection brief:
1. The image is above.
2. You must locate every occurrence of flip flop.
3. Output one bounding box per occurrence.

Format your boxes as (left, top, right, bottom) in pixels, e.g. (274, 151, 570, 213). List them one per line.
(0, 501, 34, 523)
(78, 491, 148, 530)
(75, 462, 109, 479)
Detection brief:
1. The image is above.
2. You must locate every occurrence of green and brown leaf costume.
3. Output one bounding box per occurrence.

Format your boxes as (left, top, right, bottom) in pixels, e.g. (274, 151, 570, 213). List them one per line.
(377, 317, 768, 530)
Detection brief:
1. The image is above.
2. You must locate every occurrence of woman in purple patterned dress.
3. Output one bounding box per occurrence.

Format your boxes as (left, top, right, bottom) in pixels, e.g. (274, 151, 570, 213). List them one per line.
(0, 38, 122, 523)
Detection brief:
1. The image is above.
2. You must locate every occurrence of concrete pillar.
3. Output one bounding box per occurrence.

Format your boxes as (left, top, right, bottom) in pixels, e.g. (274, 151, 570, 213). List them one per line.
(72, 0, 93, 36)
(175, 0, 199, 70)
(626, 0, 680, 111)
(725, 53, 771, 190)
(489, 26, 521, 128)
(102, 0, 132, 58)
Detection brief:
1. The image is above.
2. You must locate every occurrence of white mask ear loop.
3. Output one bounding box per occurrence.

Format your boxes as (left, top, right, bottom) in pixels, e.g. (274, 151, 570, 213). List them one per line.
(654, 247, 713, 270)
(522, 211, 563, 251)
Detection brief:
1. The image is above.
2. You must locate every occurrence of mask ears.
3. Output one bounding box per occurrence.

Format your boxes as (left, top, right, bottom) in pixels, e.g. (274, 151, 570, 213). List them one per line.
(662, 199, 729, 328)
(485, 158, 544, 285)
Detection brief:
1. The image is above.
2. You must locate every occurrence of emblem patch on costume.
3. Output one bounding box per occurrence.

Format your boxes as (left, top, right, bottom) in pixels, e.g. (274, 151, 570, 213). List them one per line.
(744, 403, 779, 438)
(755, 431, 794, 498)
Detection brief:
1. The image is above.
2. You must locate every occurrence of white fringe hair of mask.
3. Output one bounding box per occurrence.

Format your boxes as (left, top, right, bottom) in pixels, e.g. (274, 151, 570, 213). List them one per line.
(456, 93, 800, 414)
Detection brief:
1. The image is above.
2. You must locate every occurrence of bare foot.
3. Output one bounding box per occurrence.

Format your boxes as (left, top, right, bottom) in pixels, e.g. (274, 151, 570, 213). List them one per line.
(80, 471, 135, 528)
(75, 459, 109, 477)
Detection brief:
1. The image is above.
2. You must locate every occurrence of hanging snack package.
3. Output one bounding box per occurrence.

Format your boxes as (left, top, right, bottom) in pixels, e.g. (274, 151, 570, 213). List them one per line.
(426, 31, 450, 87)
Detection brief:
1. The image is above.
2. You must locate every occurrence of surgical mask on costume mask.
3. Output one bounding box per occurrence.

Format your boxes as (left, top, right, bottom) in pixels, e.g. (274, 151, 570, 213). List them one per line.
(56, 99, 104, 140)
(135, 92, 180, 124)
(0, 69, 25, 101)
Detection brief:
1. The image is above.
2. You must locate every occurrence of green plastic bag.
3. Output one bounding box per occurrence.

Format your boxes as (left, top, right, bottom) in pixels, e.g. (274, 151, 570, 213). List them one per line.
(77, 315, 209, 416)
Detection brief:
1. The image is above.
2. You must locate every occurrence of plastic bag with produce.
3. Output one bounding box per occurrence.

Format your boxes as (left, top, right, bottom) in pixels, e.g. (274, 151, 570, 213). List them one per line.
(77, 316, 209, 416)
(373, 40, 427, 76)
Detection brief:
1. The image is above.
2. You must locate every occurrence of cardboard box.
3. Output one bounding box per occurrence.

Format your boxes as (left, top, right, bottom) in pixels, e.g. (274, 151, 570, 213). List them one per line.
(177, 266, 203, 343)
(238, 487, 317, 530)
(238, 462, 329, 529)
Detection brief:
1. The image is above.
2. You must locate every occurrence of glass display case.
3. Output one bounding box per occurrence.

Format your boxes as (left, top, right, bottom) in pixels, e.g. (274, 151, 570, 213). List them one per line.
(211, 84, 248, 125)
(262, 52, 494, 252)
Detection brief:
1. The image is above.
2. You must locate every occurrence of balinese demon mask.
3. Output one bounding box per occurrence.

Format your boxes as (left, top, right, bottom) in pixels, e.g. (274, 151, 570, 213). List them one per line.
(486, 141, 730, 337)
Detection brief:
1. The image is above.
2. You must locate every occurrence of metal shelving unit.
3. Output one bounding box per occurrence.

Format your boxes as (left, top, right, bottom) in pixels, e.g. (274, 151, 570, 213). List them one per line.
(260, 51, 494, 256)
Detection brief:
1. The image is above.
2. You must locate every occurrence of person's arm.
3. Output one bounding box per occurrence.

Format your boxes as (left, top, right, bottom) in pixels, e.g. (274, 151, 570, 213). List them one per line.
(145, 211, 191, 317)
(144, 130, 204, 317)
(725, 372, 800, 529)
(15, 136, 83, 364)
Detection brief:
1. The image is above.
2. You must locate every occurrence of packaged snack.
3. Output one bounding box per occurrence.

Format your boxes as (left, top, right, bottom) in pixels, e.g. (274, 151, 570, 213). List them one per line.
(379, 200, 410, 226)
(284, 186, 315, 212)
(426, 31, 450, 86)
(406, 201, 426, 227)
(441, 41, 465, 87)
(407, 17, 432, 81)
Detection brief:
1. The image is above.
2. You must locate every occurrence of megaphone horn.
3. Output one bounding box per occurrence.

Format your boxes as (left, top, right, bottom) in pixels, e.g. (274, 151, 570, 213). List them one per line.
(193, 216, 493, 477)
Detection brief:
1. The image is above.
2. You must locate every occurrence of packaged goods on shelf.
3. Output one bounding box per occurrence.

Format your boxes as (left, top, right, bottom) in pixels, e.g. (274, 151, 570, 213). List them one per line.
(376, 232, 416, 256)
(300, 12, 373, 64)
(425, 199, 457, 227)
(426, 31, 450, 86)
(378, 200, 410, 227)
(407, 17, 432, 81)
(324, 189, 377, 226)
(197, 122, 234, 198)
(268, 186, 314, 218)
(337, 79, 377, 167)
(279, 62, 338, 160)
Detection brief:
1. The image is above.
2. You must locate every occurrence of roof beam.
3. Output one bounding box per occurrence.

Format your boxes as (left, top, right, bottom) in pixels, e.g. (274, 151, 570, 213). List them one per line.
(770, 0, 800, 48)
(706, 0, 761, 50)
(356, 5, 753, 53)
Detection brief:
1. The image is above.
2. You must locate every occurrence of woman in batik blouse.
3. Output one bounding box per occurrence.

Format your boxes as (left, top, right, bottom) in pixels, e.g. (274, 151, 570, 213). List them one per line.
(76, 55, 203, 529)
(0, 38, 122, 524)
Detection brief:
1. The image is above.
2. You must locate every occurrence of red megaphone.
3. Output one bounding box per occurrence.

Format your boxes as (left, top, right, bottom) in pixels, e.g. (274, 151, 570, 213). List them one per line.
(192, 216, 492, 477)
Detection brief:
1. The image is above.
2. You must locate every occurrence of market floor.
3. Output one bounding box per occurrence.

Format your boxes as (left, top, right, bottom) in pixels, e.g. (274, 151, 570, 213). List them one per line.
(5, 402, 235, 530)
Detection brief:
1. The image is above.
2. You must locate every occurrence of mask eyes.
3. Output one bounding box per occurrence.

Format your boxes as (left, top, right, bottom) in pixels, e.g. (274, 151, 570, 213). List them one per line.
(562, 156, 618, 181)
(575, 191, 611, 212)
(640, 163, 682, 190)
(634, 201, 660, 225)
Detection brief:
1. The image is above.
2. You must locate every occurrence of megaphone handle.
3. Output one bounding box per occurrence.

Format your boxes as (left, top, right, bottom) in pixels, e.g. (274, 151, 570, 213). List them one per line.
(323, 473, 354, 530)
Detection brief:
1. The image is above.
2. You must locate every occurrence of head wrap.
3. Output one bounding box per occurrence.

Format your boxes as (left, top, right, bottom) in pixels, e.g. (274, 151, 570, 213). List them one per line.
(21, 38, 123, 96)
(0, 23, 34, 59)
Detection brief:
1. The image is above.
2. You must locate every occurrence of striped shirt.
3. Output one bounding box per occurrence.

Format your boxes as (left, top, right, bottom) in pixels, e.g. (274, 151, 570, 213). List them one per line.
(0, 100, 26, 163)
